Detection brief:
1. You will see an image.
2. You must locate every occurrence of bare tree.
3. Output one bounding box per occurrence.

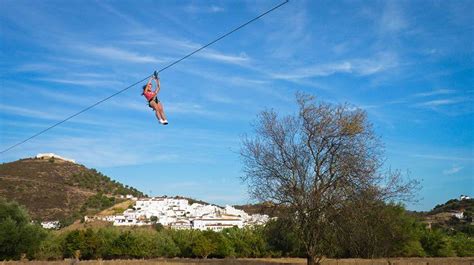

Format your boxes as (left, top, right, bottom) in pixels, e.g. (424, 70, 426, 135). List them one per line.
(240, 93, 417, 265)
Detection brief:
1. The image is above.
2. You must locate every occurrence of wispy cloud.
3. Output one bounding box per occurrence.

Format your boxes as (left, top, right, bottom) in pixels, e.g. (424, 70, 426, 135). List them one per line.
(35, 77, 122, 88)
(379, 1, 408, 33)
(184, 4, 225, 14)
(79, 46, 164, 64)
(271, 53, 398, 80)
(413, 89, 455, 98)
(96, 1, 142, 27)
(0, 103, 107, 127)
(262, 3, 311, 60)
(204, 93, 236, 104)
(198, 50, 250, 65)
(35, 89, 98, 106)
(415, 98, 466, 108)
(413, 154, 474, 162)
(443, 165, 463, 175)
(166, 101, 224, 119)
(0, 103, 64, 121)
(14, 63, 59, 73)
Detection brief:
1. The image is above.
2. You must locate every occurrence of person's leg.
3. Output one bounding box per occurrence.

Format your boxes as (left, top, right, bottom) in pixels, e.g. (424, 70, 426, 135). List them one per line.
(150, 101, 164, 122)
(157, 102, 167, 121)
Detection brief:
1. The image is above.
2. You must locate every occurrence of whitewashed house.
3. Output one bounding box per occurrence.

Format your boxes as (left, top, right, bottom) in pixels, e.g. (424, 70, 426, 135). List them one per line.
(170, 220, 192, 230)
(450, 211, 464, 219)
(36, 153, 75, 163)
(192, 216, 243, 231)
(109, 196, 270, 229)
(41, 221, 60, 229)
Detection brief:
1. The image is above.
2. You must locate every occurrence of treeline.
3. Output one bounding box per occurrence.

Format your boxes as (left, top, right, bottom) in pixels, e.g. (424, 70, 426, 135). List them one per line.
(1, 198, 473, 261)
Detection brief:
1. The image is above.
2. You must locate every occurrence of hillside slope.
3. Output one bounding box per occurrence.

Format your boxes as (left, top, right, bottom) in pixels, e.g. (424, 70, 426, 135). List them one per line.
(0, 157, 144, 221)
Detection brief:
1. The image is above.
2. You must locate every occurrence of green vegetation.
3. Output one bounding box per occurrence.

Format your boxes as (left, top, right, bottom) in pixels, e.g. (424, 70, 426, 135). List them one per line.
(56, 193, 121, 228)
(69, 170, 144, 197)
(1, 197, 473, 261)
(423, 198, 474, 236)
(0, 198, 46, 260)
(80, 193, 117, 216)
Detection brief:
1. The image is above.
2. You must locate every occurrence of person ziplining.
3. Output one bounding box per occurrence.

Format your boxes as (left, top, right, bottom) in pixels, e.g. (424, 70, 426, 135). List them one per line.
(142, 71, 168, 125)
(0, 0, 289, 154)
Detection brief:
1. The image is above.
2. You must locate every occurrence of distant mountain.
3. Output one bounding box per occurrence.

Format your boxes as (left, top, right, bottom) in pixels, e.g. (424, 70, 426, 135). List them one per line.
(0, 157, 145, 223)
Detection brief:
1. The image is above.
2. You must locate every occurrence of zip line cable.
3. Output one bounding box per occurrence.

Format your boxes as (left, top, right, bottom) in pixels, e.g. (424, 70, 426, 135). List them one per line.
(0, 0, 289, 154)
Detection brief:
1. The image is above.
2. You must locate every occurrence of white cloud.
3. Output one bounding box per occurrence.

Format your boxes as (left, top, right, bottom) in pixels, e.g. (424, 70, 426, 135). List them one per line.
(165, 101, 228, 119)
(413, 154, 474, 162)
(0, 103, 64, 121)
(415, 98, 465, 108)
(261, 2, 310, 60)
(209, 6, 225, 13)
(380, 1, 408, 33)
(184, 4, 225, 14)
(413, 89, 455, 98)
(36, 77, 122, 88)
(0, 103, 107, 127)
(271, 53, 398, 80)
(14, 63, 59, 73)
(79, 46, 164, 64)
(443, 166, 463, 175)
(204, 93, 236, 104)
(198, 50, 250, 65)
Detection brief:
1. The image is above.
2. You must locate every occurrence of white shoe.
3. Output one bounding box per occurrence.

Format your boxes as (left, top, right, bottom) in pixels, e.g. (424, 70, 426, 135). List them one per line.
(162, 119, 168, 125)
(159, 119, 165, 124)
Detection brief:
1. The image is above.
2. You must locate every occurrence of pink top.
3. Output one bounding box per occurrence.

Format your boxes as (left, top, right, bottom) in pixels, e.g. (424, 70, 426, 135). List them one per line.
(143, 91, 155, 101)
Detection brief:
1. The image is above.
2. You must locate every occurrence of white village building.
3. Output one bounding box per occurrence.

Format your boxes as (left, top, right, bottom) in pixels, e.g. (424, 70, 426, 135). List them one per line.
(40, 221, 60, 229)
(36, 153, 76, 163)
(106, 197, 270, 229)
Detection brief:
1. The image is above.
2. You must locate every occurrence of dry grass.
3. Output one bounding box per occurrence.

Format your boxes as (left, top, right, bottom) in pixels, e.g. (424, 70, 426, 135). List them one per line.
(1, 258, 473, 265)
(96, 200, 134, 216)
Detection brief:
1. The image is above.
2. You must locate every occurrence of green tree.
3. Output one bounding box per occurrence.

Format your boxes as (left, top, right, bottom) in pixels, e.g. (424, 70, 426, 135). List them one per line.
(449, 233, 474, 257)
(192, 233, 216, 259)
(153, 230, 180, 257)
(63, 230, 85, 258)
(420, 229, 455, 257)
(223, 227, 269, 258)
(334, 197, 426, 258)
(0, 198, 47, 260)
(95, 227, 120, 259)
(205, 230, 235, 258)
(171, 229, 197, 257)
(35, 232, 64, 260)
(264, 218, 303, 257)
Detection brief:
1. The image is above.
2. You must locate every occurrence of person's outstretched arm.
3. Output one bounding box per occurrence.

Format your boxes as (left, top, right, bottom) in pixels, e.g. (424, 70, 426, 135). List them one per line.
(154, 77, 161, 95)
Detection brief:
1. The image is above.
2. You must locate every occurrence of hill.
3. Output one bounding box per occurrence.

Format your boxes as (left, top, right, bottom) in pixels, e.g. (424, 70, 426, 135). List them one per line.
(0, 157, 145, 223)
(430, 197, 474, 216)
(414, 197, 474, 236)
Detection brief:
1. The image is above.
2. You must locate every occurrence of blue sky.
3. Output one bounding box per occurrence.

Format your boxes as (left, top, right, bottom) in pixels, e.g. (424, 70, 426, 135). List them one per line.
(0, 0, 472, 211)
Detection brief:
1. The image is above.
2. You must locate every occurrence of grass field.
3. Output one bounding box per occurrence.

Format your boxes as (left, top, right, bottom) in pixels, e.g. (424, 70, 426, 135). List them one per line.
(1, 258, 473, 265)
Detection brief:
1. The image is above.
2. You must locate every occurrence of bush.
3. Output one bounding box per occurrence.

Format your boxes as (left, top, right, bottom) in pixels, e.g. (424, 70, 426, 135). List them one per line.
(420, 229, 455, 257)
(449, 233, 474, 257)
(35, 233, 64, 260)
(0, 198, 47, 260)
